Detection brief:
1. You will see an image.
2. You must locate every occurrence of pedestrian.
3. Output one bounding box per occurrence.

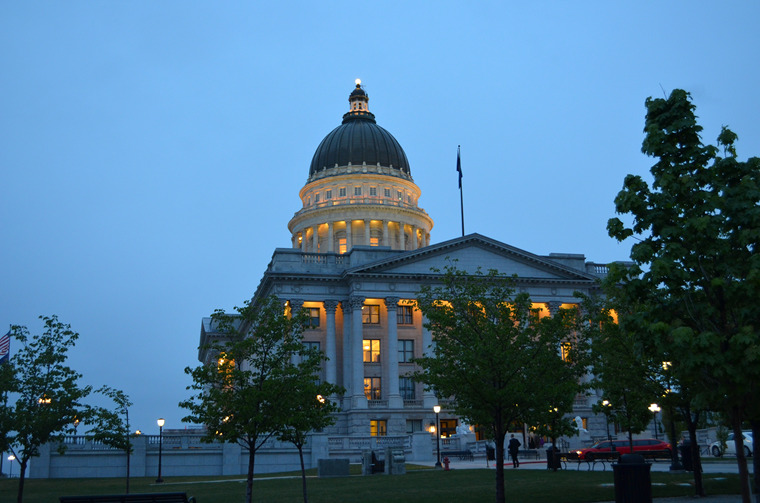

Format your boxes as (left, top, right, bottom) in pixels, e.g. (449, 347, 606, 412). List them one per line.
(508, 434, 521, 468)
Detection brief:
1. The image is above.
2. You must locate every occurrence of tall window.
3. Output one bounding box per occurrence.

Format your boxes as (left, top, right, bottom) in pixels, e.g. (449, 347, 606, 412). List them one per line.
(398, 339, 414, 363)
(370, 419, 387, 436)
(355, 186, 362, 196)
(364, 377, 381, 400)
(315, 193, 320, 203)
(384, 188, 391, 197)
(369, 187, 377, 196)
(406, 419, 422, 433)
(362, 305, 380, 324)
(397, 305, 413, 325)
(397, 190, 403, 200)
(326, 190, 332, 199)
(339, 187, 346, 197)
(338, 238, 347, 254)
(561, 342, 573, 363)
(306, 307, 320, 328)
(363, 339, 381, 362)
(400, 376, 415, 399)
(303, 341, 321, 352)
(370, 237, 379, 246)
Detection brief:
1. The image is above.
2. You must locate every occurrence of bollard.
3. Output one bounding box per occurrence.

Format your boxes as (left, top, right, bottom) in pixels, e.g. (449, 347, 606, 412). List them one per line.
(443, 456, 450, 471)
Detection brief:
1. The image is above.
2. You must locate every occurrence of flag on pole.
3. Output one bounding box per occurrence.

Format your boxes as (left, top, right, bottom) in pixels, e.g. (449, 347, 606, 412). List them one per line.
(0, 330, 10, 364)
(456, 146, 462, 189)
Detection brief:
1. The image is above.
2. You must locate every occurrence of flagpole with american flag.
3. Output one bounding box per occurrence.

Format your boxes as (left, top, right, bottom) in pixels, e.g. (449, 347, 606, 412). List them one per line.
(457, 145, 465, 236)
(0, 329, 10, 365)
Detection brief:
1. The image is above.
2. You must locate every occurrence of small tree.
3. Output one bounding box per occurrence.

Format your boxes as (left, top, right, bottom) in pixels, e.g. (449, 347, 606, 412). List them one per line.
(414, 265, 585, 503)
(0, 316, 91, 503)
(181, 295, 325, 503)
(85, 386, 133, 493)
(277, 350, 343, 503)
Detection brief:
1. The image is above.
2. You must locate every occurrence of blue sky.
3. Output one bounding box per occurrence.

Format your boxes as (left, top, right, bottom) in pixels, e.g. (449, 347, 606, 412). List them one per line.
(2, 2, 758, 438)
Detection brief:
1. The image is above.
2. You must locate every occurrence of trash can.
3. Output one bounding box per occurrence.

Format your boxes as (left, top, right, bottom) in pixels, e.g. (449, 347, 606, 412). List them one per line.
(679, 440, 693, 472)
(546, 446, 561, 470)
(486, 445, 495, 461)
(612, 453, 652, 503)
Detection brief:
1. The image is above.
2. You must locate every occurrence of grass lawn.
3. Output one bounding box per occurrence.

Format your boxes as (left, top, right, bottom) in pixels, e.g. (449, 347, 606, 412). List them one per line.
(0, 465, 742, 503)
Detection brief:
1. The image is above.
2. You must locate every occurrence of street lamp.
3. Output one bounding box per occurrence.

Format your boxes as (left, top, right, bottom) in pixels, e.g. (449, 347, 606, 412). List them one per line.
(433, 405, 442, 468)
(8, 454, 15, 478)
(156, 418, 165, 483)
(602, 400, 612, 443)
(648, 404, 660, 440)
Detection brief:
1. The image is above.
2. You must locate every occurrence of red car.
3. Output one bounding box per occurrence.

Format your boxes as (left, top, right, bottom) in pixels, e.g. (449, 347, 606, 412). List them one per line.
(576, 439, 672, 460)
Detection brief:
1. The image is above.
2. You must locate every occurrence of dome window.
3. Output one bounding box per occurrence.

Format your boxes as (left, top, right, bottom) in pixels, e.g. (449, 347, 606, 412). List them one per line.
(339, 187, 346, 197)
(369, 187, 377, 196)
(355, 187, 362, 196)
(384, 188, 391, 198)
(326, 190, 332, 200)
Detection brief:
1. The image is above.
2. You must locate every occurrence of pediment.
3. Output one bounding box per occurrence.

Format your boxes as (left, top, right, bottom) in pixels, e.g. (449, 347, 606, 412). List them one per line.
(346, 234, 599, 282)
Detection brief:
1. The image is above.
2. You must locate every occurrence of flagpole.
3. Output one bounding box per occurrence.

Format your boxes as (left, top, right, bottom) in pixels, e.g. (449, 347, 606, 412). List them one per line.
(457, 146, 464, 236)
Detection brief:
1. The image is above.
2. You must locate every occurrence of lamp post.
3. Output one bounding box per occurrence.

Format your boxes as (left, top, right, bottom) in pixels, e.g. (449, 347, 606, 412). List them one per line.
(648, 404, 660, 440)
(8, 454, 15, 478)
(433, 405, 442, 468)
(156, 418, 165, 483)
(602, 400, 612, 443)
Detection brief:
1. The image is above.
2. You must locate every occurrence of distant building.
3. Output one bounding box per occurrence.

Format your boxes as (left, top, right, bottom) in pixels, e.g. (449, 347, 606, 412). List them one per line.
(198, 81, 616, 442)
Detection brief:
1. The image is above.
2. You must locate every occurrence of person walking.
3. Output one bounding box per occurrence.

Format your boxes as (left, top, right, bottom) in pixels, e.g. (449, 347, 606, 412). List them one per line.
(508, 434, 521, 468)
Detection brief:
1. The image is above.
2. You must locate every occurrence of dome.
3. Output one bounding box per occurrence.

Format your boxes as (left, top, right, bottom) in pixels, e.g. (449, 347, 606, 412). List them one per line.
(309, 83, 410, 178)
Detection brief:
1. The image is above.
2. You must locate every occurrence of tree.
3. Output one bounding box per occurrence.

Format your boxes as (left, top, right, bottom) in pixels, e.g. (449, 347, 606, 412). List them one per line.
(181, 295, 335, 503)
(414, 264, 586, 503)
(85, 386, 133, 493)
(277, 351, 343, 503)
(607, 89, 760, 503)
(0, 316, 91, 503)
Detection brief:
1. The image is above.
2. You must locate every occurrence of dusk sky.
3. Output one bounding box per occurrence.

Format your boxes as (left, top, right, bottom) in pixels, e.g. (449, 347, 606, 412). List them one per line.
(2, 2, 758, 439)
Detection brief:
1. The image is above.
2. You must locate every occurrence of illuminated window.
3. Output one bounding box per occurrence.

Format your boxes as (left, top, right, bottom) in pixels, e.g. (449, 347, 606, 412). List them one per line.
(338, 238, 347, 254)
(400, 376, 415, 399)
(561, 342, 573, 363)
(384, 188, 391, 197)
(370, 237, 379, 246)
(355, 187, 362, 196)
(398, 340, 414, 362)
(339, 187, 346, 197)
(363, 339, 381, 362)
(397, 190, 402, 200)
(397, 306, 413, 325)
(370, 187, 377, 196)
(406, 419, 422, 433)
(370, 419, 387, 436)
(364, 377, 381, 400)
(326, 190, 332, 199)
(306, 308, 320, 328)
(362, 305, 380, 324)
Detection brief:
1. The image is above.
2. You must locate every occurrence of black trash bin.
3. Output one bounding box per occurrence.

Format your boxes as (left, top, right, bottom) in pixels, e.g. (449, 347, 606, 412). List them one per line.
(546, 446, 561, 470)
(486, 445, 495, 461)
(612, 453, 652, 503)
(679, 439, 693, 472)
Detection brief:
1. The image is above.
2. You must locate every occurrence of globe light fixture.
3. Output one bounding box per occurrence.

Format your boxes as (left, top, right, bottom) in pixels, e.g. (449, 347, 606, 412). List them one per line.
(156, 418, 165, 483)
(433, 405, 442, 468)
(648, 404, 661, 439)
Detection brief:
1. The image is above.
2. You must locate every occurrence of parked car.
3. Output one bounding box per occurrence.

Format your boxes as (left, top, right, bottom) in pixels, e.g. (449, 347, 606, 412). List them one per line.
(710, 432, 753, 457)
(576, 439, 672, 460)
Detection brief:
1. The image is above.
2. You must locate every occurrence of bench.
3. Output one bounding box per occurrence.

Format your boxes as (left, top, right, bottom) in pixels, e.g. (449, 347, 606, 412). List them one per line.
(560, 451, 620, 471)
(60, 493, 196, 503)
(517, 449, 541, 460)
(641, 450, 674, 462)
(443, 450, 474, 461)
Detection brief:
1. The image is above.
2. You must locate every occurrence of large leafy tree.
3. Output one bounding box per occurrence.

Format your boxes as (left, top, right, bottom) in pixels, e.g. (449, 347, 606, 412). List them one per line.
(607, 89, 760, 503)
(181, 295, 336, 503)
(414, 265, 586, 503)
(0, 316, 91, 503)
(85, 386, 134, 494)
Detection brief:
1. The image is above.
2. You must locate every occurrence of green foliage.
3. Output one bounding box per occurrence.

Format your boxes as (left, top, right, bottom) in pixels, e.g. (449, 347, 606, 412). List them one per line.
(414, 264, 586, 503)
(180, 295, 343, 503)
(0, 315, 91, 503)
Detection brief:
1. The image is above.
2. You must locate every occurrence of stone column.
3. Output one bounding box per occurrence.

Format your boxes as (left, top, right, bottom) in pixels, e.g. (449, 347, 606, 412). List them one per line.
(411, 226, 418, 250)
(364, 219, 371, 246)
(382, 220, 389, 247)
(398, 222, 406, 250)
(384, 297, 402, 408)
(346, 220, 352, 251)
(349, 296, 367, 409)
(301, 230, 307, 252)
(327, 222, 334, 253)
(547, 301, 562, 317)
(341, 301, 352, 407)
(312, 225, 319, 252)
(323, 300, 339, 391)
(421, 314, 436, 408)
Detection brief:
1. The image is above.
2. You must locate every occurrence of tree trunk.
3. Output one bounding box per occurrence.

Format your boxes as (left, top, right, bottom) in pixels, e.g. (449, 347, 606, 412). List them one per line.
(246, 446, 256, 503)
(731, 412, 751, 503)
(684, 408, 705, 497)
(298, 443, 308, 503)
(493, 422, 506, 503)
(750, 420, 759, 503)
(16, 458, 27, 503)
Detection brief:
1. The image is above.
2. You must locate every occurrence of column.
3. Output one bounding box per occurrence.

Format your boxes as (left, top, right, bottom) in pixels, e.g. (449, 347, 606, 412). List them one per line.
(301, 230, 307, 252)
(411, 226, 418, 250)
(382, 220, 389, 247)
(398, 222, 406, 250)
(323, 300, 339, 391)
(364, 219, 371, 246)
(327, 222, 334, 253)
(346, 220, 352, 251)
(341, 301, 352, 407)
(290, 299, 304, 365)
(349, 296, 367, 409)
(384, 297, 402, 408)
(312, 225, 319, 252)
(422, 314, 436, 408)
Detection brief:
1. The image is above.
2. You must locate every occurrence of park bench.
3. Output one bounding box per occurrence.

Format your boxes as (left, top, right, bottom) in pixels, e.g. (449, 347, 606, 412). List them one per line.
(59, 492, 196, 503)
(443, 449, 474, 461)
(641, 450, 674, 463)
(517, 449, 541, 460)
(560, 450, 620, 471)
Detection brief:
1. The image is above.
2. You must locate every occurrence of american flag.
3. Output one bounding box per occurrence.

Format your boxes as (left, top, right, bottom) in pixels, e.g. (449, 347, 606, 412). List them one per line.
(0, 330, 10, 364)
